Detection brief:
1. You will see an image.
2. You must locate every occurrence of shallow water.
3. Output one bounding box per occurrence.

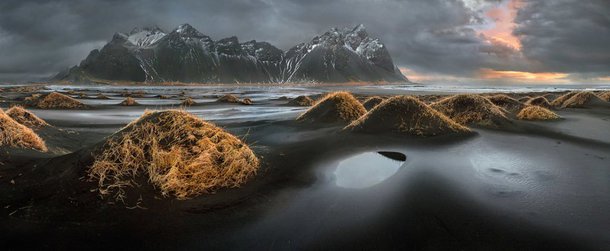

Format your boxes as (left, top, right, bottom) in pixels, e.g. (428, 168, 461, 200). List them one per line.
(334, 151, 405, 189)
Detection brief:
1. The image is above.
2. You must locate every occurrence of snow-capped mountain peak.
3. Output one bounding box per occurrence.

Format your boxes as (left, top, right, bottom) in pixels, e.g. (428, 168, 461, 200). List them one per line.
(126, 26, 166, 47)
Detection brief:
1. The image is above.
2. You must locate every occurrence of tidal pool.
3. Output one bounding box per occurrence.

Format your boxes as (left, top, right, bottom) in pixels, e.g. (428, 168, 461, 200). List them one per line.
(334, 151, 406, 189)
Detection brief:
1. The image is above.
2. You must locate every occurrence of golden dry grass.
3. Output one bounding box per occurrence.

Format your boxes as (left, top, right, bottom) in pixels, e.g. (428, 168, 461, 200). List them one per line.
(120, 97, 139, 106)
(241, 98, 253, 105)
(487, 94, 525, 112)
(345, 96, 470, 136)
(297, 91, 366, 124)
(430, 94, 509, 127)
(5, 106, 49, 129)
(96, 94, 110, 99)
(525, 96, 552, 109)
(181, 97, 197, 106)
(551, 91, 577, 107)
(517, 105, 560, 120)
(598, 91, 610, 102)
(287, 95, 314, 106)
(157, 95, 170, 99)
(33, 92, 87, 109)
(362, 96, 384, 110)
(0, 109, 47, 151)
(217, 94, 240, 103)
(560, 91, 605, 108)
(89, 110, 259, 201)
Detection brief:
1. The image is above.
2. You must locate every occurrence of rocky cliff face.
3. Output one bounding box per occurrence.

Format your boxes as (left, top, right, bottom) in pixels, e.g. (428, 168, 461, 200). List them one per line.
(56, 24, 408, 83)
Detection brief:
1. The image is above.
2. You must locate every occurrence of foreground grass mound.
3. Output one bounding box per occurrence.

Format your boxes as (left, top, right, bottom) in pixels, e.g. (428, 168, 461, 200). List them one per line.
(89, 110, 259, 200)
(525, 96, 552, 109)
(517, 106, 560, 121)
(6, 106, 48, 129)
(345, 96, 470, 136)
(120, 97, 139, 106)
(287, 96, 314, 106)
(30, 92, 87, 109)
(487, 94, 524, 112)
(0, 109, 47, 151)
(297, 92, 366, 124)
(560, 91, 606, 108)
(551, 92, 577, 107)
(430, 94, 509, 127)
(362, 96, 384, 110)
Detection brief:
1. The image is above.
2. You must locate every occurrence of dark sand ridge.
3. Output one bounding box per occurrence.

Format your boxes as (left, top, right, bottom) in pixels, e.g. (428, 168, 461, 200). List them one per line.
(517, 105, 560, 121)
(362, 96, 384, 110)
(297, 91, 366, 124)
(0, 108, 47, 151)
(287, 95, 314, 106)
(5, 106, 49, 129)
(487, 94, 525, 113)
(525, 96, 552, 109)
(89, 110, 259, 201)
(560, 91, 607, 108)
(119, 97, 139, 106)
(430, 94, 511, 128)
(345, 96, 471, 136)
(26, 92, 88, 109)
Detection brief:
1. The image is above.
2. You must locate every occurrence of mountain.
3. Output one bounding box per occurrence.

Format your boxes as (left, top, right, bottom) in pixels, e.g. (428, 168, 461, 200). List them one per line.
(55, 24, 408, 83)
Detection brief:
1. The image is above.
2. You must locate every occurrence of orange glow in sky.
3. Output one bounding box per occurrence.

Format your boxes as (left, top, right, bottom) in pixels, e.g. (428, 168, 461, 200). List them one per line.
(478, 68, 569, 82)
(479, 0, 523, 50)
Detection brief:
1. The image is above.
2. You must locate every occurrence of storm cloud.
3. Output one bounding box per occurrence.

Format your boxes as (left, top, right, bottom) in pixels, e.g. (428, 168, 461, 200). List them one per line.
(0, 0, 608, 82)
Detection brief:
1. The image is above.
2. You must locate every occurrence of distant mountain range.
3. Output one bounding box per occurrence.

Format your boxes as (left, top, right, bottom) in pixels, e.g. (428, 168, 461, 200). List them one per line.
(55, 24, 408, 83)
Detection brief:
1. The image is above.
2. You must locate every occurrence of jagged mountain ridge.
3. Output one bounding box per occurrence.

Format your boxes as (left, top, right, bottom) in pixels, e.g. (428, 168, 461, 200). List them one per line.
(56, 24, 408, 83)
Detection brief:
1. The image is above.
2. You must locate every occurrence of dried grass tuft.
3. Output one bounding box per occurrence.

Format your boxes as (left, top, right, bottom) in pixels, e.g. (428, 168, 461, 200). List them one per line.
(6, 106, 49, 129)
(560, 91, 605, 108)
(89, 110, 259, 201)
(297, 91, 366, 124)
(31, 92, 87, 109)
(345, 96, 470, 136)
(551, 91, 577, 107)
(217, 94, 240, 103)
(598, 91, 610, 102)
(487, 94, 525, 112)
(287, 96, 314, 106)
(181, 97, 196, 106)
(517, 105, 560, 120)
(120, 97, 139, 106)
(0, 109, 47, 151)
(241, 98, 253, 105)
(430, 94, 509, 127)
(525, 96, 552, 109)
(362, 96, 384, 110)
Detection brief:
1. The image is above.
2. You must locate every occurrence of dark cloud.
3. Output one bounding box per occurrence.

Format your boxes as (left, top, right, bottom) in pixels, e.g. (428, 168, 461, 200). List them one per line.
(515, 0, 610, 75)
(0, 0, 607, 82)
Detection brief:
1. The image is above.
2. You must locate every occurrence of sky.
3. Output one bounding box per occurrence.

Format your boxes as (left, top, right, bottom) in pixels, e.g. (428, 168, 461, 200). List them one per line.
(0, 0, 609, 85)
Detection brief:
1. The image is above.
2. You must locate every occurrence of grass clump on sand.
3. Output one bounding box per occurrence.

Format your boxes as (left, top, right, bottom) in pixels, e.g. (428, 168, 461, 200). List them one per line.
(241, 98, 253, 105)
(551, 92, 577, 107)
(30, 92, 88, 109)
(89, 110, 260, 201)
(0, 109, 47, 151)
(287, 96, 314, 106)
(560, 91, 605, 108)
(362, 96, 384, 110)
(430, 94, 509, 127)
(297, 91, 366, 124)
(96, 94, 110, 99)
(217, 94, 240, 103)
(598, 91, 610, 102)
(345, 96, 470, 136)
(5, 106, 49, 129)
(517, 106, 560, 120)
(487, 94, 525, 112)
(181, 97, 196, 106)
(120, 97, 139, 106)
(525, 96, 552, 109)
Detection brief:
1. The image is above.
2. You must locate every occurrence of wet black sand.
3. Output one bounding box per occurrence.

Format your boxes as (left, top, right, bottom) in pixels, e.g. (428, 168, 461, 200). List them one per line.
(1, 85, 609, 250)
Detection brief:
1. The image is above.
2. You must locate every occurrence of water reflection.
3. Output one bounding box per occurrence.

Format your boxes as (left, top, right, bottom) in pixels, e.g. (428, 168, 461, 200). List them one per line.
(334, 151, 406, 189)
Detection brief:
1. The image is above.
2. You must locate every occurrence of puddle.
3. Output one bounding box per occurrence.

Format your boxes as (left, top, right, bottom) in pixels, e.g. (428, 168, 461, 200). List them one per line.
(334, 151, 406, 189)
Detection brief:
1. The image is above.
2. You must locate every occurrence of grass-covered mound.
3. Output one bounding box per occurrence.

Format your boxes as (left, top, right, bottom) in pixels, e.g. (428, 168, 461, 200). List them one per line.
(345, 96, 470, 136)
(181, 97, 196, 106)
(89, 110, 259, 200)
(599, 91, 610, 102)
(297, 92, 366, 124)
(362, 96, 384, 110)
(241, 98, 253, 105)
(517, 106, 560, 121)
(430, 94, 509, 127)
(525, 96, 552, 109)
(96, 94, 110, 99)
(5, 106, 49, 129)
(487, 94, 525, 112)
(217, 94, 240, 103)
(0, 109, 47, 151)
(287, 96, 314, 106)
(560, 91, 606, 108)
(551, 92, 577, 107)
(119, 97, 139, 106)
(29, 92, 88, 109)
